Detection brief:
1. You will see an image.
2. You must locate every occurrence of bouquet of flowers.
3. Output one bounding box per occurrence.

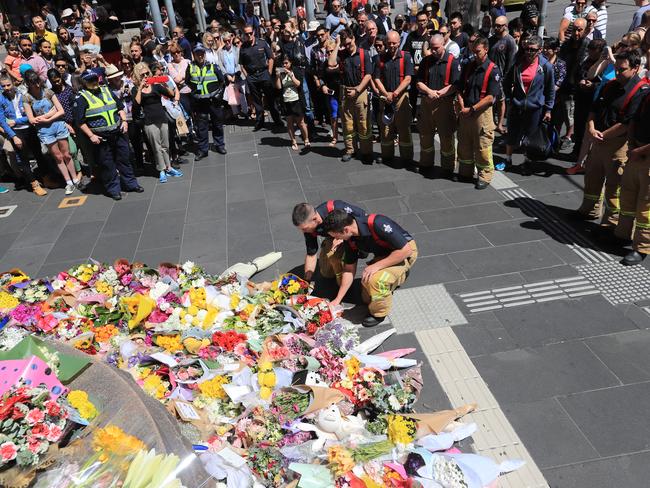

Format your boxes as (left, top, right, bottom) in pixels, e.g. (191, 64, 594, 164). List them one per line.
(0, 384, 69, 469)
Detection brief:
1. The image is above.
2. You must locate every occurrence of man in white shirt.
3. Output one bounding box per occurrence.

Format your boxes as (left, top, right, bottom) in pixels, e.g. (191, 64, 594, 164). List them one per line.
(438, 24, 460, 57)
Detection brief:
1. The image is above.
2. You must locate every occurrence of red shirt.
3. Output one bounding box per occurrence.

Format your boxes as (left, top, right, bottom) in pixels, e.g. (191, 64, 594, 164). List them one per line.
(521, 57, 539, 93)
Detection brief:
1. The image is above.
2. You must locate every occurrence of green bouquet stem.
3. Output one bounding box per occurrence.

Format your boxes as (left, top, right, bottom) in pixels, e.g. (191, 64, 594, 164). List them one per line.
(351, 440, 395, 462)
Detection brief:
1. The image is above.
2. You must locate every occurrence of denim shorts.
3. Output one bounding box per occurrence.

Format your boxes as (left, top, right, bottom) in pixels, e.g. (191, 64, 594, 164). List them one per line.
(37, 121, 69, 145)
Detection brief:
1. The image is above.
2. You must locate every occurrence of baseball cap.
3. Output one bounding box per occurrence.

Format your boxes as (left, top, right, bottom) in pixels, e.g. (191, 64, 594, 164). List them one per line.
(19, 64, 33, 76)
(307, 21, 320, 32)
(61, 8, 74, 18)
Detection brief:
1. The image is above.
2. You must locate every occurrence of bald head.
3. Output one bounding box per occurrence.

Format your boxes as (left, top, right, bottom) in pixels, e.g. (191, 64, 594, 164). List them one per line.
(429, 33, 445, 57)
(573, 18, 587, 39)
(495, 15, 508, 25)
(387, 30, 400, 55)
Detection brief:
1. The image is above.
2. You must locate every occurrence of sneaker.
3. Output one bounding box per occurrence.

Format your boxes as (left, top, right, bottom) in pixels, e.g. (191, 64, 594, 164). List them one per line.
(0, 185, 8, 194)
(166, 168, 183, 177)
(64, 183, 75, 195)
(566, 164, 585, 175)
(495, 161, 506, 171)
(159, 171, 168, 183)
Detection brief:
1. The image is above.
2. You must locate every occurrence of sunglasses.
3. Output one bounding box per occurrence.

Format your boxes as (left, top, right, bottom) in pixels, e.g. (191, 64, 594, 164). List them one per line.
(495, 23, 507, 27)
(56, 63, 68, 68)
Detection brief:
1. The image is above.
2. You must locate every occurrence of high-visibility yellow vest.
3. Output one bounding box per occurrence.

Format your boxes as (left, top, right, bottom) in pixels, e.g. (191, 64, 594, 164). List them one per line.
(80, 86, 119, 134)
(189, 63, 220, 98)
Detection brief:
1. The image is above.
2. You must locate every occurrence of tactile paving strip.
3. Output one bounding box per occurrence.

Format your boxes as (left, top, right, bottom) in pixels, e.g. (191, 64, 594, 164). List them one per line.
(416, 327, 549, 488)
(576, 261, 650, 304)
(490, 171, 519, 190)
(388, 284, 467, 334)
(0, 205, 17, 219)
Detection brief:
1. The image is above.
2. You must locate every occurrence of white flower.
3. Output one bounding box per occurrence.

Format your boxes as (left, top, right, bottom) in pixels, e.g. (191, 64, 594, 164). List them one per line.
(149, 282, 170, 301)
(182, 261, 196, 274)
(191, 278, 206, 288)
(159, 302, 170, 312)
(388, 395, 401, 411)
(50, 279, 65, 290)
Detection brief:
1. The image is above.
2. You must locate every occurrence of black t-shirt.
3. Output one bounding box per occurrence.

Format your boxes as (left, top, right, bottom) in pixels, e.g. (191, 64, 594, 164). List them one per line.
(403, 31, 427, 67)
(337, 48, 374, 87)
(592, 76, 648, 131)
(453, 31, 469, 52)
(455, 57, 502, 105)
(372, 51, 414, 92)
(239, 39, 273, 77)
(131, 84, 169, 125)
(94, 18, 122, 53)
(343, 214, 413, 264)
(304, 200, 367, 255)
(633, 89, 650, 145)
(417, 52, 461, 90)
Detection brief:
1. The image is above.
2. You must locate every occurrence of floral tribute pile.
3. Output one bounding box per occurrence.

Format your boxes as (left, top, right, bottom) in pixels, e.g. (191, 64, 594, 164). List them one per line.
(0, 261, 524, 487)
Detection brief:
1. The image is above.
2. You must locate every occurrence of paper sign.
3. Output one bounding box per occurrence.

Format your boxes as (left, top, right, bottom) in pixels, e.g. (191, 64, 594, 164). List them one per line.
(150, 352, 179, 368)
(223, 384, 252, 403)
(174, 400, 201, 421)
(218, 447, 247, 467)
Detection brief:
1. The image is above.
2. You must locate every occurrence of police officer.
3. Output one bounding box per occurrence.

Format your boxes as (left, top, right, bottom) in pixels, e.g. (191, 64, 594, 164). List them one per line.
(239, 23, 281, 131)
(455, 36, 502, 190)
(373, 30, 415, 165)
(328, 29, 374, 163)
(74, 70, 142, 201)
(576, 50, 648, 229)
(292, 200, 367, 282)
(187, 43, 227, 161)
(616, 87, 650, 265)
(416, 33, 460, 177)
(323, 208, 418, 327)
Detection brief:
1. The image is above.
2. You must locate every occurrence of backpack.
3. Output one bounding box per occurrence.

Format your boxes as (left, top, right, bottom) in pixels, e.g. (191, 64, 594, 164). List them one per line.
(521, 121, 558, 161)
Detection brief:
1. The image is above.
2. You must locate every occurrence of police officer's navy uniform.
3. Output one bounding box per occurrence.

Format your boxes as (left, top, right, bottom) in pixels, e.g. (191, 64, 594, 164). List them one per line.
(239, 37, 281, 128)
(73, 84, 140, 198)
(186, 56, 226, 156)
(341, 213, 418, 318)
(417, 51, 460, 170)
(304, 200, 367, 279)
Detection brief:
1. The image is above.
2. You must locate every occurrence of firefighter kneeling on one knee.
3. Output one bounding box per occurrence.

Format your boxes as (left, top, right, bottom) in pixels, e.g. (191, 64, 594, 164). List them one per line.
(322, 208, 418, 328)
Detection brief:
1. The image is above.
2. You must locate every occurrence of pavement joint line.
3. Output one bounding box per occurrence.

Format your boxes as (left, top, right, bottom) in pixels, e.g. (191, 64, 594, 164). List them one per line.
(416, 327, 549, 487)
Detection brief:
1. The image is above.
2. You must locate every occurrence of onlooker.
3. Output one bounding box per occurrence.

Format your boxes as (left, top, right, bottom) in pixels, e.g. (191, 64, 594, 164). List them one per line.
(29, 15, 59, 54)
(57, 26, 80, 68)
(438, 24, 460, 57)
(202, 32, 220, 64)
(325, 1, 349, 39)
(41, 5, 58, 32)
(585, 11, 603, 40)
(449, 12, 469, 54)
(586, 0, 608, 38)
(61, 8, 83, 40)
(559, 0, 588, 43)
(129, 41, 144, 65)
(173, 26, 193, 60)
(375, 3, 393, 35)
(216, 32, 248, 116)
(19, 36, 49, 82)
(320, 39, 341, 147)
(489, 16, 517, 134)
(634, 10, 650, 37)
(520, 0, 539, 35)
(79, 20, 101, 51)
(630, 0, 650, 32)
(37, 39, 55, 70)
(275, 55, 310, 151)
(4, 41, 23, 83)
(168, 45, 193, 121)
(93, 6, 123, 65)
(22, 69, 79, 194)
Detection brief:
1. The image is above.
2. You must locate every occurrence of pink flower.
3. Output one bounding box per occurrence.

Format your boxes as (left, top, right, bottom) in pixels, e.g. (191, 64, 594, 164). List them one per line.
(45, 400, 62, 418)
(36, 314, 59, 333)
(121, 273, 133, 285)
(31, 423, 50, 439)
(26, 408, 45, 425)
(0, 441, 17, 462)
(46, 424, 63, 442)
(148, 309, 169, 323)
(27, 437, 42, 454)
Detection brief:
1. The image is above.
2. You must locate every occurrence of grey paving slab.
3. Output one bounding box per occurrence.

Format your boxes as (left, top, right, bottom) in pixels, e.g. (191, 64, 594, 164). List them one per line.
(0, 231, 20, 259)
(443, 272, 524, 295)
(543, 451, 650, 488)
(9, 209, 71, 249)
(67, 195, 115, 225)
(361, 191, 455, 216)
(493, 295, 637, 348)
(268, 213, 305, 252)
(227, 172, 264, 203)
(585, 330, 650, 384)
(348, 182, 401, 201)
(392, 213, 428, 234)
(0, 243, 53, 277)
(45, 220, 104, 264)
(228, 199, 270, 236)
(197, 260, 228, 276)
(259, 155, 299, 183)
(138, 210, 186, 251)
(476, 219, 549, 246)
(540, 239, 588, 265)
(38, 259, 81, 279)
(101, 200, 150, 236)
(227, 152, 260, 176)
(453, 311, 518, 357)
(535, 189, 583, 211)
(472, 342, 620, 404)
(558, 382, 650, 457)
(502, 398, 599, 469)
(149, 180, 191, 212)
(519, 265, 582, 283)
(414, 227, 492, 256)
(388, 284, 467, 333)
(617, 303, 650, 329)
(443, 186, 506, 206)
(91, 232, 140, 263)
(0, 202, 42, 234)
(401, 255, 465, 287)
(449, 241, 564, 279)
(135, 246, 181, 266)
(263, 180, 304, 216)
(227, 231, 274, 266)
(186, 190, 227, 223)
(418, 202, 512, 231)
(517, 175, 584, 197)
(180, 220, 227, 264)
(191, 164, 227, 193)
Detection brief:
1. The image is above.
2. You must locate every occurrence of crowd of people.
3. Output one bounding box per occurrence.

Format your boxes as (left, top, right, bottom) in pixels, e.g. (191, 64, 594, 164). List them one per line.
(0, 0, 648, 265)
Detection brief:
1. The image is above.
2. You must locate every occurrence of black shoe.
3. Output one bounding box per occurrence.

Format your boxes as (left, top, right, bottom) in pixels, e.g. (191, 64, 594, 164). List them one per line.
(623, 251, 646, 266)
(109, 193, 122, 201)
(195, 151, 209, 161)
(374, 156, 383, 164)
(129, 186, 144, 193)
(215, 146, 227, 154)
(441, 169, 454, 180)
(456, 175, 474, 184)
(341, 153, 353, 162)
(520, 163, 533, 176)
(362, 315, 385, 327)
(475, 179, 489, 190)
(361, 155, 374, 165)
(171, 161, 181, 169)
(569, 210, 598, 221)
(253, 122, 264, 131)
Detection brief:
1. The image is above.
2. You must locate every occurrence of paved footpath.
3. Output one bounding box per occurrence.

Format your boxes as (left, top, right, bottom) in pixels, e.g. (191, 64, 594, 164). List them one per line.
(1, 122, 650, 487)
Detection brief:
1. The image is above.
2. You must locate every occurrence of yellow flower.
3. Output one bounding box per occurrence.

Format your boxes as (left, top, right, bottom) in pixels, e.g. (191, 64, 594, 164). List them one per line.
(344, 357, 361, 378)
(187, 305, 199, 316)
(155, 334, 183, 352)
(67, 390, 98, 420)
(229, 293, 241, 310)
(74, 338, 92, 351)
(93, 425, 146, 461)
(257, 361, 276, 400)
(95, 280, 113, 297)
(198, 375, 229, 399)
(286, 280, 301, 294)
(143, 374, 168, 399)
(327, 445, 355, 476)
(190, 287, 207, 309)
(387, 415, 417, 445)
(0, 292, 18, 309)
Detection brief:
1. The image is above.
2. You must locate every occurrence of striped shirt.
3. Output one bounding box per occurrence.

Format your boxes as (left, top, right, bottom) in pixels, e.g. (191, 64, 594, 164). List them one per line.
(586, 2, 608, 39)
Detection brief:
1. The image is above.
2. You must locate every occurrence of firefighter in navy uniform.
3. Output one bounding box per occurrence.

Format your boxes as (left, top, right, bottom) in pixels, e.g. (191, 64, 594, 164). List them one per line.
(323, 209, 418, 327)
(372, 30, 415, 165)
(327, 29, 374, 163)
(615, 72, 650, 266)
(416, 33, 460, 177)
(576, 50, 648, 230)
(455, 36, 502, 190)
(74, 70, 143, 201)
(292, 200, 367, 282)
(187, 43, 227, 160)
